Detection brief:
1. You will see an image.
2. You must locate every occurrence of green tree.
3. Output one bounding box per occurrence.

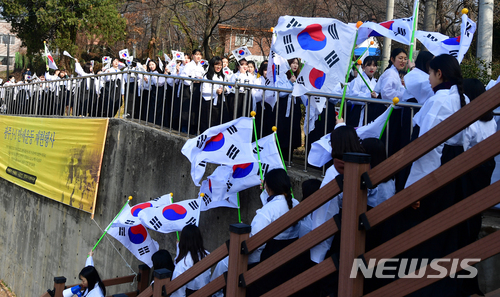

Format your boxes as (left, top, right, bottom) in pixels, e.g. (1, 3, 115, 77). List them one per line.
(1, 0, 126, 61)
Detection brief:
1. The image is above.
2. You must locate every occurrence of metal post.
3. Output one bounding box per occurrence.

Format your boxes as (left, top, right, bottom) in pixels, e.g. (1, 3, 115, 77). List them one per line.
(381, 0, 395, 71)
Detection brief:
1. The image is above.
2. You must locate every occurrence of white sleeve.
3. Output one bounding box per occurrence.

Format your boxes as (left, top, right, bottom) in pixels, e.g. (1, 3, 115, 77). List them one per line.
(180, 64, 192, 86)
(170, 258, 188, 297)
(247, 208, 272, 263)
(85, 255, 94, 267)
(75, 63, 86, 77)
(202, 78, 217, 100)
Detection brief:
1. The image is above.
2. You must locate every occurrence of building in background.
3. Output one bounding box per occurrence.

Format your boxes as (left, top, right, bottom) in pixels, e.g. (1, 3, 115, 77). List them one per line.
(218, 24, 272, 65)
(0, 19, 23, 73)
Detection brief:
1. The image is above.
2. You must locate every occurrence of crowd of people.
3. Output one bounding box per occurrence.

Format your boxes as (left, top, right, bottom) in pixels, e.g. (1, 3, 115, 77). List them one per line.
(16, 48, 499, 296)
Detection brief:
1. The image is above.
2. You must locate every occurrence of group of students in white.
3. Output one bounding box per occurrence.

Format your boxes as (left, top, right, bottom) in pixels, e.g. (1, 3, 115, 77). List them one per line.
(60, 47, 500, 296)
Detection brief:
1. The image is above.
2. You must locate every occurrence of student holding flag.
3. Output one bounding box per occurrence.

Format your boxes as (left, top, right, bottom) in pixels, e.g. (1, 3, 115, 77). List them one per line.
(201, 56, 227, 130)
(143, 60, 165, 125)
(99, 58, 123, 118)
(171, 225, 210, 297)
(74, 58, 98, 117)
(180, 49, 205, 134)
(78, 250, 106, 297)
(226, 58, 253, 121)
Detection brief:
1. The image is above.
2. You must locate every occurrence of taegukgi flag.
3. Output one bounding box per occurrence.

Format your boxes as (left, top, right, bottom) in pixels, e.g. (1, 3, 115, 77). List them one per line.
(108, 223, 159, 267)
(199, 179, 238, 211)
(112, 194, 173, 228)
(272, 16, 356, 73)
(172, 50, 185, 61)
(231, 46, 252, 61)
(292, 63, 341, 96)
(138, 198, 201, 233)
(181, 117, 257, 186)
(44, 43, 58, 70)
(119, 49, 130, 60)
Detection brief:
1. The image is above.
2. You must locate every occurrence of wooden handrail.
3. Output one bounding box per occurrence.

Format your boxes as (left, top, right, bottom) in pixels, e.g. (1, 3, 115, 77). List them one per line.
(365, 230, 500, 297)
(365, 82, 500, 189)
(365, 129, 500, 229)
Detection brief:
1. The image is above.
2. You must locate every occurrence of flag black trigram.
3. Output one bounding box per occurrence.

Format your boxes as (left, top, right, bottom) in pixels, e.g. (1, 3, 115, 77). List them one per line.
(314, 96, 322, 104)
(188, 200, 199, 210)
(426, 34, 438, 42)
(151, 196, 161, 202)
(328, 24, 339, 40)
(395, 27, 406, 36)
(286, 18, 302, 28)
(150, 216, 163, 231)
(119, 227, 125, 236)
(226, 181, 233, 192)
(271, 51, 276, 58)
(297, 76, 305, 85)
(196, 134, 208, 149)
(186, 217, 197, 225)
(265, 78, 271, 86)
(226, 144, 240, 160)
(125, 219, 136, 225)
(449, 50, 459, 57)
(402, 17, 412, 22)
(325, 50, 340, 68)
(203, 194, 212, 206)
(198, 161, 207, 168)
(227, 125, 238, 135)
(262, 163, 270, 175)
(138, 246, 150, 256)
(253, 145, 264, 154)
(465, 22, 472, 38)
(275, 64, 280, 75)
(283, 35, 295, 54)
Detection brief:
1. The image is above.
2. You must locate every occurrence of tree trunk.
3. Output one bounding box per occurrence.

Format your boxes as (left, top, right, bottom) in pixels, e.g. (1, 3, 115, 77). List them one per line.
(423, 0, 438, 31)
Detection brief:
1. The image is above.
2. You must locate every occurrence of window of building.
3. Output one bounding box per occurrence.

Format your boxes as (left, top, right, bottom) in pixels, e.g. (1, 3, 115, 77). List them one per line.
(0, 35, 15, 45)
(234, 34, 253, 47)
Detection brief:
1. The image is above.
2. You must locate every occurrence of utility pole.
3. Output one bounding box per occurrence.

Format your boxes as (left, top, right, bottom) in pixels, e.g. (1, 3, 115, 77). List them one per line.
(477, 0, 494, 75)
(6, 34, 10, 79)
(381, 0, 395, 71)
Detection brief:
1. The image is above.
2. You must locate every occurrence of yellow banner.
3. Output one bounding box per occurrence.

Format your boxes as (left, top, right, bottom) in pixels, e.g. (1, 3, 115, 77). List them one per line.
(0, 116, 108, 214)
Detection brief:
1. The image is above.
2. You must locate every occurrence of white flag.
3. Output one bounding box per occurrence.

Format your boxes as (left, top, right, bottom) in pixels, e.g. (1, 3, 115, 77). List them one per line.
(226, 134, 284, 195)
(102, 56, 111, 69)
(266, 49, 289, 109)
(108, 224, 159, 267)
(200, 59, 209, 67)
(112, 194, 173, 227)
(292, 63, 341, 96)
(172, 51, 185, 61)
(44, 43, 58, 70)
(272, 16, 356, 73)
(158, 57, 164, 71)
(63, 51, 74, 59)
(163, 53, 171, 63)
(201, 165, 233, 202)
(119, 49, 130, 60)
(181, 117, 257, 186)
(355, 104, 393, 139)
(303, 95, 327, 134)
(223, 67, 233, 77)
(231, 46, 252, 61)
(138, 198, 201, 233)
(167, 60, 177, 73)
(458, 14, 476, 63)
(199, 179, 238, 211)
(126, 55, 134, 66)
(358, 17, 414, 46)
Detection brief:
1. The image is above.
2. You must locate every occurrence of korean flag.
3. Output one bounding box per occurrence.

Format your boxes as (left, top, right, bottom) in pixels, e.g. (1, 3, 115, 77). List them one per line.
(308, 133, 332, 167)
(272, 16, 356, 73)
(223, 67, 233, 77)
(200, 165, 232, 202)
(226, 134, 284, 196)
(119, 49, 130, 60)
(112, 194, 173, 228)
(181, 117, 257, 186)
(108, 224, 159, 267)
(199, 179, 238, 211)
(138, 198, 201, 233)
(292, 64, 340, 97)
(231, 46, 252, 61)
(172, 50, 185, 61)
(358, 17, 414, 46)
(458, 14, 476, 64)
(415, 31, 451, 57)
(164, 53, 172, 63)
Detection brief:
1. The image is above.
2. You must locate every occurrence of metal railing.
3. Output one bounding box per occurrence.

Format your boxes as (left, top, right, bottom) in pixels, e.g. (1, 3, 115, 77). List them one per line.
(1, 70, 424, 172)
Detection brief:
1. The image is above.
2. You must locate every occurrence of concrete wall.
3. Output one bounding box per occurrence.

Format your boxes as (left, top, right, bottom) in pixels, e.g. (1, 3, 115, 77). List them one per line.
(0, 119, 318, 297)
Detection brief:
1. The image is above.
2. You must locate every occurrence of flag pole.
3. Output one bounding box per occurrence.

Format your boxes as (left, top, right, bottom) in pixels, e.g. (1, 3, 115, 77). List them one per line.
(170, 193, 180, 241)
(272, 126, 295, 199)
(251, 111, 264, 180)
(339, 21, 363, 120)
(352, 61, 373, 92)
(379, 97, 399, 139)
(355, 41, 375, 64)
(90, 196, 132, 256)
(43, 41, 48, 69)
(237, 192, 242, 223)
(407, 0, 420, 69)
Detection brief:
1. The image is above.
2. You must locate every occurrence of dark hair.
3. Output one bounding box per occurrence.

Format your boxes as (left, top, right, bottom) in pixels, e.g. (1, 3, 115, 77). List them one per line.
(385, 48, 407, 71)
(176, 225, 208, 265)
(429, 54, 466, 108)
(205, 56, 224, 81)
(152, 250, 175, 272)
(258, 60, 268, 77)
(264, 168, 293, 209)
(192, 49, 202, 56)
(463, 78, 493, 122)
(330, 126, 364, 160)
(147, 60, 158, 72)
(301, 179, 321, 201)
(247, 60, 256, 72)
(83, 62, 93, 74)
(286, 58, 301, 80)
(79, 266, 106, 295)
(8, 75, 14, 80)
(235, 58, 247, 73)
(361, 138, 386, 168)
(414, 51, 434, 74)
(363, 56, 378, 67)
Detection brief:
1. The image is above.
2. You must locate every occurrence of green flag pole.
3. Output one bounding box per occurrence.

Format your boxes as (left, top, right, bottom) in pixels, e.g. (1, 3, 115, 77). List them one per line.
(237, 192, 242, 223)
(272, 126, 295, 199)
(43, 41, 48, 70)
(379, 97, 399, 139)
(339, 22, 363, 119)
(407, 0, 420, 71)
(355, 40, 374, 64)
(352, 65, 373, 93)
(251, 111, 264, 181)
(90, 196, 132, 256)
(170, 193, 180, 241)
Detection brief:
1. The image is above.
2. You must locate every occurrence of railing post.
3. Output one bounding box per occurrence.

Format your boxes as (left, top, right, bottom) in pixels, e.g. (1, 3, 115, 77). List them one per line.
(53, 276, 66, 297)
(137, 264, 151, 293)
(153, 268, 171, 297)
(338, 152, 371, 297)
(226, 223, 251, 297)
